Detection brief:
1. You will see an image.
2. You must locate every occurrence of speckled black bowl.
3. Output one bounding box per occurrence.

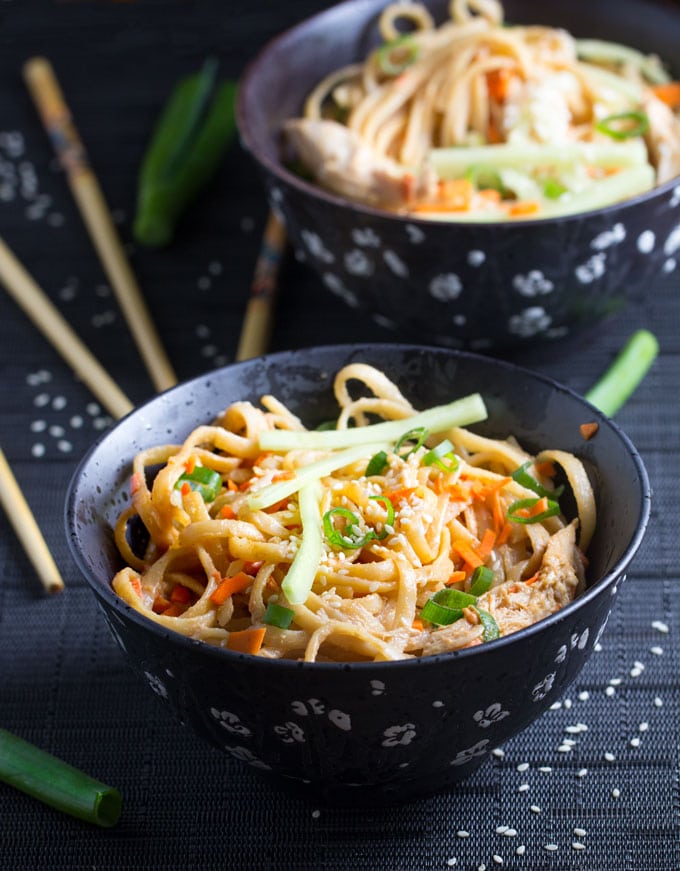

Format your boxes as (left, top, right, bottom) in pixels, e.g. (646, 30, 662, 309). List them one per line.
(65, 345, 650, 803)
(237, 0, 680, 351)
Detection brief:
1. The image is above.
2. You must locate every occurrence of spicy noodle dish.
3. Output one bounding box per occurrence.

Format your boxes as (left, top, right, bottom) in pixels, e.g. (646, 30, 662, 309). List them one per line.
(282, 0, 680, 220)
(112, 364, 596, 662)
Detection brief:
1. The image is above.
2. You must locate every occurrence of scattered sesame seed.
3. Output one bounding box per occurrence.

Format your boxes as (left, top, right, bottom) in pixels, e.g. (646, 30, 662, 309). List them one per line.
(538, 766, 552, 773)
(478, 865, 486, 871)
(49, 424, 65, 437)
(51, 395, 67, 410)
(578, 691, 590, 701)
(650, 646, 664, 656)
(492, 748, 505, 758)
(605, 687, 616, 697)
(573, 828, 587, 837)
(70, 415, 83, 428)
(639, 722, 649, 732)
(634, 660, 645, 670)
(604, 752, 616, 762)
(515, 846, 526, 856)
(31, 443, 45, 458)
(197, 276, 212, 291)
(549, 701, 562, 710)
(572, 842, 586, 851)
(630, 737, 641, 748)
(594, 642, 603, 651)
(457, 831, 470, 839)
(495, 826, 509, 834)
(612, 788, 621, 799)
(432, 700, 444, 708)
(57, 440, 72, 453)
(609, 677, 622, 686)
(577, 768, 588, 778)
(516, 762, 529, 772)
(630, 667, 643, 678)
(208, 260, 223, 276)
(492, 855, 503, 865)
(502, 829, 517, 838)
(529, 805, 541, 814)
(518, 784, 530, 792)
(86, 402, 101, 416)
(544, 844, 559, 852)
(654, 696, 664, 708)
(30, 420, 46, 432)
(557, 744, 573, 753)
(34, 393, 50, 407)
(311, 809, 320, 819)
(652, 620, 669, 634)
(446, 859, 457, 867)
(563, 699, 572, 709)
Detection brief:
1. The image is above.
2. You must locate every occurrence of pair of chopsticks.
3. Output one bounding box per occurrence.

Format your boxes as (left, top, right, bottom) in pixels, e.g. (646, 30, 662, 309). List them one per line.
(0, 58, 287, 594)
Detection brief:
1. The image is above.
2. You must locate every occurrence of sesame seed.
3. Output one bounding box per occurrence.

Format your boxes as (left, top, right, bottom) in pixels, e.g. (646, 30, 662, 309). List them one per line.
(529, 805, 541, 814)
(594, 642, 603, 651)
(492, 856, 503, 865)
(492, 748, 505, 758)
(495, 826, 509, 834)
(654, 696, 664, 707)
(446, 859, 457, 867)
(549, 701, 562, 710)
(30, 420, 46, 432)
(478, 865, 486, 871)
(573, 828, 587, 837)
(609, 677, 622, 686)
(516, 762, 529, 772)
(577, 768, 588, 778)
(515, 846, 526, 856)
(578, 691, 590, 701)
(538, 766, 552, 773)
(563, 699, 572, 709)
(544, 843, 559, 852)
(311, 809, 320, 819)
(652, 620, 669, 633)
(612, 788, 621, 798)
(650, 646, 664, 656)
(572, 842, 586, 851)
(630, 737, 641, 748)
(518, 784, 529, 792)
(639, 722, 649, 732)
(630, 667, 643, 678)
(634, 660, 645, 670)
(605, 687, 616, 697)
(502, 829, 517, 838)
(604, 752, 616, 762)
(557, 744, 573, 753)
(457, 831, 470, 838)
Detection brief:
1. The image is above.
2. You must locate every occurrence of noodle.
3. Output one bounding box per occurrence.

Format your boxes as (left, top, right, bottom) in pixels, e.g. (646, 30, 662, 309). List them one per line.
(111, 365, 595, 662)
(282, 0, 680, 219)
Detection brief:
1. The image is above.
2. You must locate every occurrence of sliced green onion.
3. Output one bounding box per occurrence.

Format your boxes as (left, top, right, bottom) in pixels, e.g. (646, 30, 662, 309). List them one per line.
(365, 450, 389, 477)
(468, 565, 494, 596)
(420, 599, 464, 626)
(323, 507, 375, 550)
(432, 588, 477, 609)
(247, 441, 389, 511)
(315, 420, 338, 431)
(369, 494, 395, 539)
(466, 164, 506, 194)
(511, 461, 563, 499)
(376, 35, 419, 76)
(0, 728, 122, 827)
(507, 497, 561, 524)
(423, 438, 459, 473)
(281, 480, 323, 605)
(543, 177, 567, 199)
(257, 393, 488, 452)
(585, 329, 659, 417)
(176, 465, 221, 501)
(263, 602, 295, 629)
(595, 111, 649, 140)
(474, 607, 500, 642)
(394, 426, 429, 458)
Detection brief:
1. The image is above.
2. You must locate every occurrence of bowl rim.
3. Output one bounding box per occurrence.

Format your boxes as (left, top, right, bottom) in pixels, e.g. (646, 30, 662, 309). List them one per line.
(65, 342, 652, 672)
(236, 0, 680, 229)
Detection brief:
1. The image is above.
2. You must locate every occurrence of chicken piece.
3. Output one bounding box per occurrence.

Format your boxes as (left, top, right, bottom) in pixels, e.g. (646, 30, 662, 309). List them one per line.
(422, 521, 583, 656)
(643, 92, 680, 183)
(282, 118, 437, 208)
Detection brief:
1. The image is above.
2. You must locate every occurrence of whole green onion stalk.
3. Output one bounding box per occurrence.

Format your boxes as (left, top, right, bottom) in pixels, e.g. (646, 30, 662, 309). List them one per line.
(585, 329, 659, 417)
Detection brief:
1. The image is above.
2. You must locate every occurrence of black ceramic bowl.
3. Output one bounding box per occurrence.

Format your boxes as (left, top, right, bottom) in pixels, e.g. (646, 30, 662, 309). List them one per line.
(66, 345, 650, 803)
(237, 0, 680, 351)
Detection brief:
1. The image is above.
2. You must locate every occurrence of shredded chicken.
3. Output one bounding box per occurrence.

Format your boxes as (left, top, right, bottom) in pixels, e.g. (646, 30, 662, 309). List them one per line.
(283, 118, 437, 207)
(643, 92, 680, 184)
(422, 521, 583, 656)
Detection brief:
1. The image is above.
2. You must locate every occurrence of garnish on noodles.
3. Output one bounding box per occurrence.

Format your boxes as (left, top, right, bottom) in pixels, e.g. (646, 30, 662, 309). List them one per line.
(112, 363, 596, 662)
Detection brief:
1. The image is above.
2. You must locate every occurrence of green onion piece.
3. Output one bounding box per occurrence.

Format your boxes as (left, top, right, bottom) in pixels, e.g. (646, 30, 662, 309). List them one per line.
(323, 507, 375, 549)
(257, 393, 488, 452)
(474, 607, 500, 642)
(365, 450, 389, 476)
(281, 480, 323, 605)
(466, 164, 506, 195)
(420, 599, 464, 626)
(369, 494, 395, 539)
(432, 588, 477, 609)
(469, 565, 494, 596)
(247, 441, 389, 511)
(511, 461, 563, 499)
(0, 728, 122, 827)
(423, 438, 459, 473)
(315, 420, 338, 431)
(543, 177, 567, 199)
(376, 35, 419, 76)
(263, 602, 295, 629)
(507, 497, 561, 524)
(176, 466, 221, 501)
(394, 427, 429, 458)
(595, 111, 649, 140)
(585, 329, 659, 417)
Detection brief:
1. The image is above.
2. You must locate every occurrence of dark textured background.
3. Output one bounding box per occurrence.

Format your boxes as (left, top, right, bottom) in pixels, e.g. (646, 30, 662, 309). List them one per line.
(0, 1, 679, 868)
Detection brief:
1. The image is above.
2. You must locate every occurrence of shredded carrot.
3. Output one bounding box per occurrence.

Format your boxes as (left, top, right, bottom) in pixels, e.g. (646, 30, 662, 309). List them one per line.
(445, 570, 467, 586)
(218, 505, 237, 519)
(475, 528, 496, 561)
(152, 595, 171, 614)
(271, 472, 295, 483)
(461, 637, 483, 649)
(495, 521, 512, 546)
(507, 200, 541, 217)
(162, 603, 187, 617)
(183, 456, 196, 475)
(452, 539, 484, 570)
(129, 472, 143, 496)
(411, 618, 424, 631)
(252, 452, 272, 468)
(491, 489, 505, 534)
(383, 487, 417, 505)
(516, 496, 549, 519)
(170, 584, 193, 604)
(580, 422, 599, 441)
(180, 481, 191, 497)
(487, 117, 503, 144)
(524, 572, 540, 586)
(130, 576, 142, 598)
(210, 571, 253, 605)
(652, 81, 680, 108)
(227, 479, 238, 492)
(486, 67, 514, 102)
(243, 560, 263, 575)
(534, 460, 556, 478)
(227, 627, 267, 655)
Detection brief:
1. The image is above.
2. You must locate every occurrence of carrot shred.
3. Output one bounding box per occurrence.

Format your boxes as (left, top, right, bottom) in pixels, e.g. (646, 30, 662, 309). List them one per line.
(227, 627, 267, 655)
(210, 571, 253, 605)
(218, 504, 237, 519)
(411, 618, 424, 631)
(383, 487, 417, 505)
(227, 479, 238, 492)
(507, 200, 541, 217)
(580, 422, 599, 441)
(652, 81, 680, 108)
(524, 572, 540, 586)
(170, 584, 192, 604)
(486, 67, 514, 102)
(243, 560, 264, 575)
(452, 539, 484, 569)
(487, 117, 503, 144)
(184, 456, 196, 475)
(180, 481, 191, 497)
(130, 576, 142, 598)
(516, 496, 549, 519)
(445, 570, 467, 586)
(475, 527, 496, 561)
(152, 595, 171, 614)
(162, 603, 186, 617)
(495, 521, 512, 546)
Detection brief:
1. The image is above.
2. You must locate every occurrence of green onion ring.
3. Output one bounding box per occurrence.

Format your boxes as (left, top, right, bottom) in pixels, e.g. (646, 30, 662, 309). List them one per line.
(369, 494, 395, 539)
(511, 460, 563, 499)
(468, 565, 494, 596)
(323, 507, 375, 549)
(595, 111, 649, 140)
(394, 426, 429, 459)
(507, 496, 561, 524)
(423, 438, 459, 473)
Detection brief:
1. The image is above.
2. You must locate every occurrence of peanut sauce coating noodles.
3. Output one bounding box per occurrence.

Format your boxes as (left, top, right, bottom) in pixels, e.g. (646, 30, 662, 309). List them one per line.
(283, 0, 680, 219)
(112, 365, 596, 662)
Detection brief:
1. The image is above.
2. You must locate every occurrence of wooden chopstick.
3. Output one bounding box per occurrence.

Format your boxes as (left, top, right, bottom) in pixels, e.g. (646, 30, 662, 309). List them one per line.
(0, 235, 134, 419)
(22, 56, 177, 393)
(235, 211, 287, 361)
(0, 446, 64, 595)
